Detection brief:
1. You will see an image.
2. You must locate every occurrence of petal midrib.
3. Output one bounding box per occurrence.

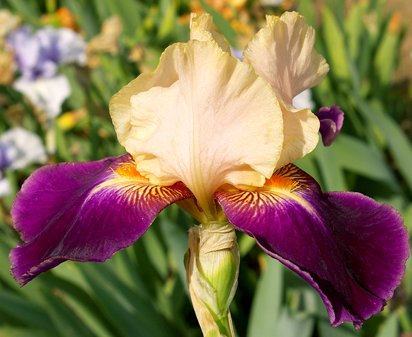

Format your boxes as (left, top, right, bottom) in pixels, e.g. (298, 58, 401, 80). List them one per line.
(187, 78, 216, 220)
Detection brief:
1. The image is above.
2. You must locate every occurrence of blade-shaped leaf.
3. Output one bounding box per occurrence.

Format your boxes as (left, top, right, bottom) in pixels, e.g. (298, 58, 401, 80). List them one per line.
(333, 134, 398, 187)
(247, 256, 283, 337)
(358, 99, 412, 191)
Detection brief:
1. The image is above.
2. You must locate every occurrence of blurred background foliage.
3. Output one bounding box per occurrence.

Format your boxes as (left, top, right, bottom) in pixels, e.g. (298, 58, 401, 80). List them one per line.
(0, 0, 411, 336)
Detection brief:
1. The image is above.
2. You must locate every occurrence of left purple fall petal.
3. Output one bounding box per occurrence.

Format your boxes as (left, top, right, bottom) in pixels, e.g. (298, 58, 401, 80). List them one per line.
(11, 155, 193, 286)
(216, 164, 409, 328)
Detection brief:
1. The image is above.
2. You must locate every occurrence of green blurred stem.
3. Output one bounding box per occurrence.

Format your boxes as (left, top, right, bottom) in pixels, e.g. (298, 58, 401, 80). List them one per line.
(46, 0, 56, 13)
(45, 119, 56, 155)
(398, 307, 412, 332)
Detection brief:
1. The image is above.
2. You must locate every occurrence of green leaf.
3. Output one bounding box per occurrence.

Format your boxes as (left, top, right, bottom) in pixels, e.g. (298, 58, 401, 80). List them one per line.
(41, 291, 96, 337)
(4, 0, 40, 24)
(314, 76, 336, 106)
(317, 320, 359, 337)
(100, 0, 143, 38)
(376, 314, 399, 337)
(198, 0, 237, 47)
(324, 0, 345, 23)
(62, 0, 100, 38)
(0, 327, 55, 337)
(344, 2, 367, 60)
(247, 257, 283, 337)
(79, 263, 179, 337)
(403, 203, 412, 234)
(314, 145, 347, 191)
(403, 253, 412, 296)
(238, 234, 255, 258)
(157, 0, 177, 40)
(275, 309, 314, 337)
(89, 0, 113, 22)
(141, 225, 168, 279)
(61, 67, 86, 110)
(374, 14, 401, 85)
(158, 215, 188, 284)
(333, 134, 398, 187)
(321, 7, 350, 81)
(297, 0, 316, 27)
(0, 237, 21, 291)
(39, 272, 115, 337)
(358, 100, 412, 192)
(52, 262, 91, 291)
(0, 292, 54, 331)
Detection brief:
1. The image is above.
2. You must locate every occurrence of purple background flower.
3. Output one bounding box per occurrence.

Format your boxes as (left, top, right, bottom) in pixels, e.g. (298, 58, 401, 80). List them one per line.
(0, 127, 46, 197)
(7, 25, 85, 80)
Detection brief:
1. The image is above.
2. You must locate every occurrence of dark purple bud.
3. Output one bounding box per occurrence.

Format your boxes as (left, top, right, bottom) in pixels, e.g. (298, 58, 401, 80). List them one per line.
(316, 105, 344, 146)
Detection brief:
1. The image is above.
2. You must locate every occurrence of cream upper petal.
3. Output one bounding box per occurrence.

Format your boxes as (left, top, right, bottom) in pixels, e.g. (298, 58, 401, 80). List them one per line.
(243, 11, 329, 104)
(190, 13, 231, 52)
(110, 40, 283, 217)
(276, 104, 319, 168)
(243, 11, 327, 165)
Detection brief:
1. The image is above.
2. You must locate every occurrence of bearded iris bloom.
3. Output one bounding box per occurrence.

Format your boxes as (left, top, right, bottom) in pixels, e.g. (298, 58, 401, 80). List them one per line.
(7, 25, 85, 80)
(7, 25, 85, 119)
(10, 11, 408, 336)
(0, 127, 46, 197)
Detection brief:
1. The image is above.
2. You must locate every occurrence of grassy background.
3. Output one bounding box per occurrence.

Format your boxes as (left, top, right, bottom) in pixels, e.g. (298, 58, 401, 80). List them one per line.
(0, 0, 412, 336)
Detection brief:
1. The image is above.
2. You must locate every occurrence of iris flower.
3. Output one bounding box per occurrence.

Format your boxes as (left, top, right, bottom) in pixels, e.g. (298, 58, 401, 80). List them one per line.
(7, 25, 85, 80)
(0, 127, 46, 197)
(7, 25, 85, 119)
(10, 11, 408, 335)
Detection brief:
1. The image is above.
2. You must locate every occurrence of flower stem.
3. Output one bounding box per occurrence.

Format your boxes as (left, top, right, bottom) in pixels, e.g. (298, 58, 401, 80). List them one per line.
(45, 118, 56, 155)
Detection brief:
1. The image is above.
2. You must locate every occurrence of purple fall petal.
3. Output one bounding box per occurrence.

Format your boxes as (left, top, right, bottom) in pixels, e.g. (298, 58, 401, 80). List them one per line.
(216, 164, 408, 328)
(316, 105, 344, 146)
(11, 155, 192, 286)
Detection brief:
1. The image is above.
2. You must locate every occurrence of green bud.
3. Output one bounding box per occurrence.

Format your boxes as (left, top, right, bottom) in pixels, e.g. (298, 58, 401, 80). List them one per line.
(186, 222, 239, 337)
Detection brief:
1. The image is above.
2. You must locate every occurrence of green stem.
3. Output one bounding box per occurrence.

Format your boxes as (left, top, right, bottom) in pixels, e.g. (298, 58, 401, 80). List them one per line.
(398, 307, 412, 333)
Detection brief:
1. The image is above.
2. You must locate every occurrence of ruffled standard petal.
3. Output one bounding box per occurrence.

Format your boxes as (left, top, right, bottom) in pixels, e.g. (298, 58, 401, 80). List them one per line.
(189, 13, 231, 52)
(243, 12, 326, 165)
(11, 155, 192, 286)
(216, 164, 408, 327)
(110, 40, 283, 218)
(243, 12, 329, 104)
(276, 102, 319, 168)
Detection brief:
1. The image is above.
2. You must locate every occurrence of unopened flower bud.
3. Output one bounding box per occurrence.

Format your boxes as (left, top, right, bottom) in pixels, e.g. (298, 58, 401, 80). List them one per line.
(186, 222, 239, 337)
